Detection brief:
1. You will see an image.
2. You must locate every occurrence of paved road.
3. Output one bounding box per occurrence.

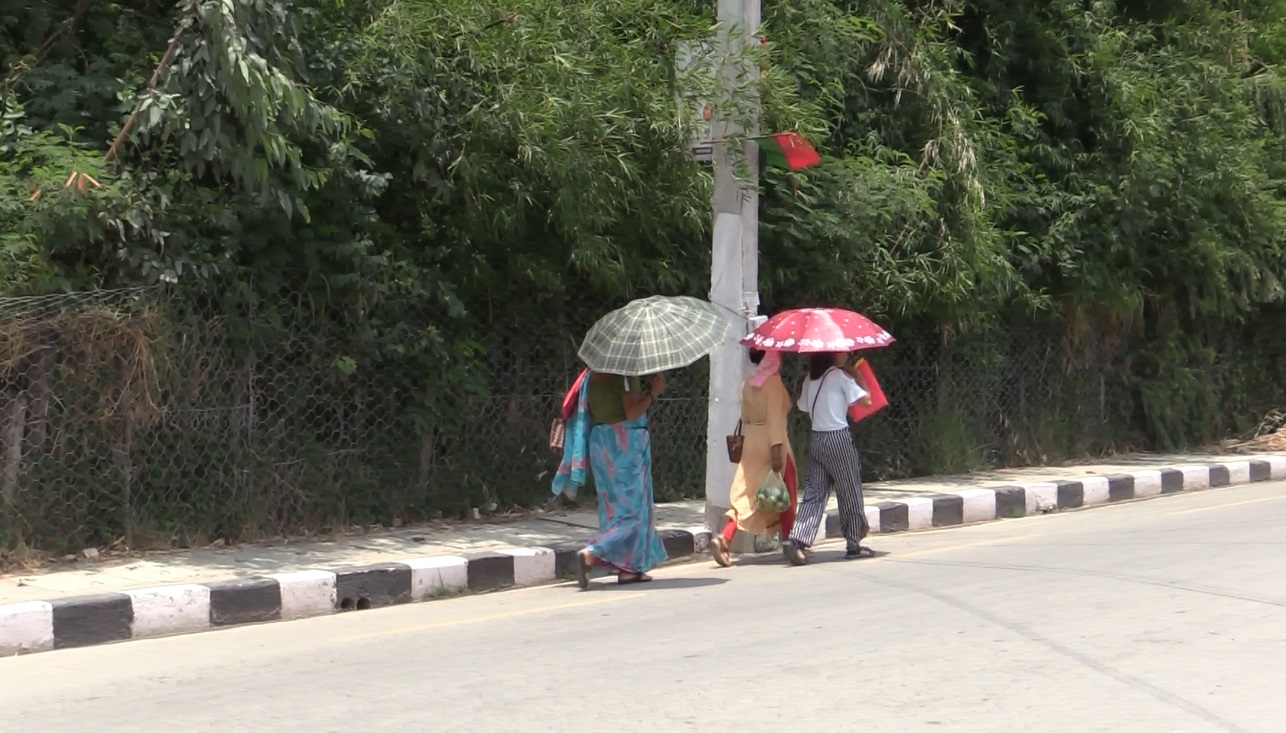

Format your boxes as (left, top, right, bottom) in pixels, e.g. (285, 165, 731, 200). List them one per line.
(4, 482, 1285, 732)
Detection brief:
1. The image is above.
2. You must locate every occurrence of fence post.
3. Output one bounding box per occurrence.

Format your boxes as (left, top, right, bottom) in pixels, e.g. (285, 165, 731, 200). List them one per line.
(110, 400, 134, 544)
(1, 393, 27, 509)
(25, 334, 54, 454)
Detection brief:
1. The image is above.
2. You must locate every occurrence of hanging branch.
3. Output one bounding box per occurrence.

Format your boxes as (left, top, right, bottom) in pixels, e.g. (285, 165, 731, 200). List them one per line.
(452, 12, 518, 39)
(26, 3, 191, 201)
(104, 25, 188, 163)
(0, 1, 88, 91)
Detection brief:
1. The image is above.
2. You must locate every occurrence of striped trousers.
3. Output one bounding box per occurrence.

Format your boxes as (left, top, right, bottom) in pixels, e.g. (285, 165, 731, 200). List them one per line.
(788, 428, 868, 549)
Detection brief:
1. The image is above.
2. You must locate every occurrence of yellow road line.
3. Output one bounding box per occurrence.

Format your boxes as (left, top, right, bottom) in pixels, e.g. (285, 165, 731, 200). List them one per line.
(878, 533, 1035, 561)
(1165, 495, 1286, 516)
(329, 592, 641, 642)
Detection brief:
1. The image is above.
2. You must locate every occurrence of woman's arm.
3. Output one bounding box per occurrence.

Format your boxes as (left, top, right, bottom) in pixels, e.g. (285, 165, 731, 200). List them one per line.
(796, 377, 812, 413)
(842, 359, 865, 386)
(767, 380, 787, 472)
(843, 359, 873, 407)
(623, 373, 666, 420)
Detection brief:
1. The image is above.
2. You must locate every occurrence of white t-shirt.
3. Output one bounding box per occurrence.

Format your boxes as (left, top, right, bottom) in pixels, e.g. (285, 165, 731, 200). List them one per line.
(797, 368, 867, 432)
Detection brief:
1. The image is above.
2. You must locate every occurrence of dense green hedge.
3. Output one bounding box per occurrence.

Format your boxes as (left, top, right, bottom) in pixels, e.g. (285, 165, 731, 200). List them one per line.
(3, 0, 1285, 552)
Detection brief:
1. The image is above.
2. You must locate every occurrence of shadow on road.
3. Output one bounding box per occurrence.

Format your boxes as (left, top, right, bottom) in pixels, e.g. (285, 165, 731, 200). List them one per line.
(547, 576, 731, 591)
(594, 576, 730, 592)
(727, 547, 893, 567)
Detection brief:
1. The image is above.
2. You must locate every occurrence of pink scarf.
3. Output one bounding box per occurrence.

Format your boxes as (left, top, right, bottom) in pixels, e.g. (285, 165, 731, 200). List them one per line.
(749, 350, 781, 388)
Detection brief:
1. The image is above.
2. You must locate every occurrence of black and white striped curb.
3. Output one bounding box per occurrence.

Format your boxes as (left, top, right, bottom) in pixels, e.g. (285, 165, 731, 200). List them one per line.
(2, 455, 1282, 656)
(0, 532, 714, 657)
(836, 455, 1286, 538)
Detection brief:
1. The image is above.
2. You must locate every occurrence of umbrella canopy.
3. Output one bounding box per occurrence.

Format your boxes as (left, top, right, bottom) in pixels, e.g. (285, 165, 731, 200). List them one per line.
(741, 307, 894, 353)
(579, 295, 730, 376)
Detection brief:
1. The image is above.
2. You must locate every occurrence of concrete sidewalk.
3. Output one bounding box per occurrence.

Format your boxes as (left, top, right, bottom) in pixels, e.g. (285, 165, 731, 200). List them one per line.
(0, 450, 1259, 606)
(1, 450, 1284, 656)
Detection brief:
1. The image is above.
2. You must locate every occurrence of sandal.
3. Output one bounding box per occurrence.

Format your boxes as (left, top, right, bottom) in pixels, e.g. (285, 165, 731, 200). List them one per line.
(575, 550, 594, 590)
(783, 540, 808, 566)
(845, 545, 876, 560)
(617, 572, 653, 585)
(711, 535, 732, 568)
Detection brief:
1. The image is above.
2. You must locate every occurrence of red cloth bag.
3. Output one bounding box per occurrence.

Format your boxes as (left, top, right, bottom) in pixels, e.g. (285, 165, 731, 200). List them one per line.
(847, 358, 888, 424)
(560, 368, 590, 420)
(551, 368, 590, 451)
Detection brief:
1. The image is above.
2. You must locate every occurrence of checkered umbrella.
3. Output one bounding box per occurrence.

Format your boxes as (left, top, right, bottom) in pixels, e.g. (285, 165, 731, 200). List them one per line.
(578, 295, 730, 376)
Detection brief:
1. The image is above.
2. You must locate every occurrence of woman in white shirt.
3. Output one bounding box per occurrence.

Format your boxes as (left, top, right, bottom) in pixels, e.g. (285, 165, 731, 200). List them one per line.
(784, 351, 874, 565)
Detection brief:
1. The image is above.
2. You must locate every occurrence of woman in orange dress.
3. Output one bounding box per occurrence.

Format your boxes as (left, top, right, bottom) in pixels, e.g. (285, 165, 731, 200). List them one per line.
(710, 349, 798, 567)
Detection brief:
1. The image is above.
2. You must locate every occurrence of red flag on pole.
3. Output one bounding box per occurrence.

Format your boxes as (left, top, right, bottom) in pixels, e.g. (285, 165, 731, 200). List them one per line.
(754, 132, 822, 171)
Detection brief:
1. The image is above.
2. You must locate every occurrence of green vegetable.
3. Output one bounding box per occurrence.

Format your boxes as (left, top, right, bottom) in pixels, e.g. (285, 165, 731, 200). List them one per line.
(756, 471, 791, 514)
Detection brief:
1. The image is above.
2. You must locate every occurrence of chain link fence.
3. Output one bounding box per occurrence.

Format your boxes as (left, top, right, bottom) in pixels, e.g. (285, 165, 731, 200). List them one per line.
(0, 286, 1271, 557)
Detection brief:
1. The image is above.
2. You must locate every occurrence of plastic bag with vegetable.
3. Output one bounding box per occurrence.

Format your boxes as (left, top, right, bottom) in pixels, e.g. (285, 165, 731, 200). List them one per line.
(755, 470, 791, 514)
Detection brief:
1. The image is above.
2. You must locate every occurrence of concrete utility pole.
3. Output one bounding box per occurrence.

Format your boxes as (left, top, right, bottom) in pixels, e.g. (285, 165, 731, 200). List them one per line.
(704, 0, 762, 544)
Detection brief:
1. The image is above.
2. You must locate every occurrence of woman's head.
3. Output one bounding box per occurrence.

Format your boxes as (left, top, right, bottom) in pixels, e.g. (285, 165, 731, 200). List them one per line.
(808, 351, 847, 379)
(748, 349, 781, 387)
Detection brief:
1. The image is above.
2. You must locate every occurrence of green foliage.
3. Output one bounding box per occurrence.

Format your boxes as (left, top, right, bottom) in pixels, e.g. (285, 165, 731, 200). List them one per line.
(2, 0, 1286, 550)
(0, 98, 107, 290)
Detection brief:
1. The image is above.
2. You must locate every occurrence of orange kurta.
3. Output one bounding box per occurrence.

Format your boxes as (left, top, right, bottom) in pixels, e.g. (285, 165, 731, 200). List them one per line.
(725, 373, 796, 535)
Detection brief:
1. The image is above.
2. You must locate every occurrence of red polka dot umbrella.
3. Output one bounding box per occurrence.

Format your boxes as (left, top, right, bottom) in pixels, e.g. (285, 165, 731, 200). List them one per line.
(741, 308, 895, 353)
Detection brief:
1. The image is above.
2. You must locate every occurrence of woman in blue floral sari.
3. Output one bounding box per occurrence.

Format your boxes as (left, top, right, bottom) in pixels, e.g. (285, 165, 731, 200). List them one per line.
(552, 370, 669, 589)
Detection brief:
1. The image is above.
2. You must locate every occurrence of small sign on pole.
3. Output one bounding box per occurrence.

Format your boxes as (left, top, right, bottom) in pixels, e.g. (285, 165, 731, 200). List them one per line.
(675, 39, 717, 163)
